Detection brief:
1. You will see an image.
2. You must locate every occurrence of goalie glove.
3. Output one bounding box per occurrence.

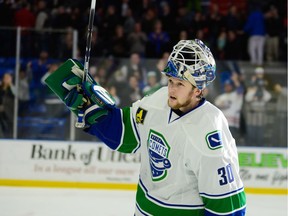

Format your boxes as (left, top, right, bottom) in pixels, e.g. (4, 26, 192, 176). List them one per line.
(44, 58, 115, 127)
(44, 58, 97, 114)
(64, 81, 115, 127)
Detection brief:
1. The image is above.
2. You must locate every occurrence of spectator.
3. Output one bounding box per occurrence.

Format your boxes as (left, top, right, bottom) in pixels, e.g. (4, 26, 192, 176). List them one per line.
(99, 55, 120, 82)
(50, 5, 72, 29)
(59, 27, 74, 59)
(128, 75, 142, 103)
(109, 25, 127, 57)
(14, 2, 36, 57)
(264, 5, 282, 62)
(102, 5, 120, 43)
(141, 7, 157, 34)
(243, 4, 266, 66)
(49, 5, 72, 57)
(195, 29, 207, 44)
(120, 0, 130, 19)
(146, 20, 170, 58)
(122, 7, 136, 35)
(244, 67, 271, 146)
(18, 64, 32, 117)
(159, 2, 175, 41)
(127, 22, 147, 56)
(142, 71, 161, 96)
(130, 0, 155, 20)
(224, 5, 246, 60)
(178, 30, 188, 41)
(82, 26, 107, 58)
(34, 0, 49, 53)
(109, 69, 131, 108)
(93, 67, 107, 86)
(224, 30, 242, 60)
(107, 85, 120, 107)
(192, 11, 208, 36)
(0, 73, 15, 138)
(156, 51, 170, 86)
(206, 3, 223, 51)
(216, 30, 227, 59)
(14, 2, 36, 28)
(225, 5, 244, 32)
(28, 50, 51, 101)
(214, 73, 244, 144)
(174, 6, 191, 35)
(70, 7, 85, 31)
(120, 52, 147, 87)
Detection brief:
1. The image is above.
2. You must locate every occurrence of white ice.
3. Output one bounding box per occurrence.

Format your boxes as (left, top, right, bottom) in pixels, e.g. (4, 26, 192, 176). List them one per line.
(0, 186, 287, 216)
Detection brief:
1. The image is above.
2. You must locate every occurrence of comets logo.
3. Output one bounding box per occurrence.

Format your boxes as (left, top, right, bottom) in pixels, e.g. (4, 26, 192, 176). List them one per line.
(148, 130, 171, 181)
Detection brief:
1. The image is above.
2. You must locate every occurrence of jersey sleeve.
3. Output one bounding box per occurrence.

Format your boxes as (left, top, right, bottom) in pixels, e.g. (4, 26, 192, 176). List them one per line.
(84, 106, 141, 153)
(198, 142, 246, 216)
(183, 104, 247, 215)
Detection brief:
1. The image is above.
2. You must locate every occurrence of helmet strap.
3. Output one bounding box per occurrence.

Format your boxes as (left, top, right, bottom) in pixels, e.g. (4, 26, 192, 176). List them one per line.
(183, 71, 197, 88)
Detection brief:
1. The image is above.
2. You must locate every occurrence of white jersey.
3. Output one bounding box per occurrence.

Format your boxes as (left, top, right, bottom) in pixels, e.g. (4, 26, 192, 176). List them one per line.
(86, 87, 246, 216)
(214, 91, 243, 128)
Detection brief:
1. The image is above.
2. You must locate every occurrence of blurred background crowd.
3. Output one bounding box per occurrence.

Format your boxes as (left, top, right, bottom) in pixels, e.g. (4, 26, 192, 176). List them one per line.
(0, 0, 287, 147)
(0, 0, 287, 61)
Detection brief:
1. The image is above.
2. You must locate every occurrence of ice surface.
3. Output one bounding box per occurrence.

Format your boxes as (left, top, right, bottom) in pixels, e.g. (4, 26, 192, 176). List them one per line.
(0, 186, 287, 216)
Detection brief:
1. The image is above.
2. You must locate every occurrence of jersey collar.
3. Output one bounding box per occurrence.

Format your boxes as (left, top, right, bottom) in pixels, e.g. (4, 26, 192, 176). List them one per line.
(168, 98, 206, 124)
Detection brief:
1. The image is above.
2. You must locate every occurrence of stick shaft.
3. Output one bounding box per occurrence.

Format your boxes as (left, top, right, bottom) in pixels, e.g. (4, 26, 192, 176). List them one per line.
(75, 0, 96, 129)
(83, 0, 96, 82)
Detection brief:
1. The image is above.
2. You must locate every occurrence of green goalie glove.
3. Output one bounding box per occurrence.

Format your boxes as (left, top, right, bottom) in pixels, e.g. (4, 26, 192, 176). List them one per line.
(44, 58, 115, 127)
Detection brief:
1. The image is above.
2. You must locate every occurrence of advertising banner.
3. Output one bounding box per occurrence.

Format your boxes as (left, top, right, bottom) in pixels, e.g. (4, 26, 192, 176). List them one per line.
(0, 140, 286, 194)
(0, 140, 140, 188)
(238, 147, 287, 193)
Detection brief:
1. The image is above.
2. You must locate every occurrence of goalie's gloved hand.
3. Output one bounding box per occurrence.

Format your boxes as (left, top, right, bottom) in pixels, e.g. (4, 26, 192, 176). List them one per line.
(44, 58, 98, 112)
(44, 58, 115, 127)
(61, 61, 95, 92)
(64, 81, 115, 126)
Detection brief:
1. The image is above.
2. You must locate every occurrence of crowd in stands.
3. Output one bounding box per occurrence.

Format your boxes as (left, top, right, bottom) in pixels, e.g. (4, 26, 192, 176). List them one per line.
(0, 0, 287, 62)
(0, 0, 287, 146)
(0, 51, 287, 146)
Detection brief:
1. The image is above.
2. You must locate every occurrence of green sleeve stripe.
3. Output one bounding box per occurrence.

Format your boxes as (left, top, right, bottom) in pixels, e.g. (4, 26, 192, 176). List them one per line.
(201, 190, 246, 214)
(136, 183, 205, 216)
(117, 107, 140, 153)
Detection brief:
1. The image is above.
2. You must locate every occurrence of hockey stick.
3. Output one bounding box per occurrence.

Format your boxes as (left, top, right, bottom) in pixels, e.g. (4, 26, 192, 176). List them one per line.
(83, 0, 96, 82)
(75, 0, 97, 128)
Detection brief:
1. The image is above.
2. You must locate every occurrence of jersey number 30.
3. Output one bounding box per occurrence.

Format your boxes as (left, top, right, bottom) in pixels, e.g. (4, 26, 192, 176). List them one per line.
(218, 164, 234, 186)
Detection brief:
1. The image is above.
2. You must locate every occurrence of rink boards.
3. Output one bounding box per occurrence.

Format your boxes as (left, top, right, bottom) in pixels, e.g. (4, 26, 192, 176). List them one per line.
(0, 140, 287, 194)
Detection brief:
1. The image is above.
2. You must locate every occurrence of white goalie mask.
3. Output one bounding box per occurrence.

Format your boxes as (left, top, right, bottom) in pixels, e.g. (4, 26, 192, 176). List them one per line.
(163, 39, 216, 90)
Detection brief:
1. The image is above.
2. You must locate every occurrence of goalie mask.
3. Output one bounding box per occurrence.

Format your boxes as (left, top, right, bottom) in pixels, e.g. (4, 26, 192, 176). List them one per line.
(163, 39, 216, 90)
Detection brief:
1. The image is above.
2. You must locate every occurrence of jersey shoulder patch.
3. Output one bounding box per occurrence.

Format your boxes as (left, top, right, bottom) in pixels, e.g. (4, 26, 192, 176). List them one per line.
(206, 130, 223, 150)
(136, 107, 147, 124)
